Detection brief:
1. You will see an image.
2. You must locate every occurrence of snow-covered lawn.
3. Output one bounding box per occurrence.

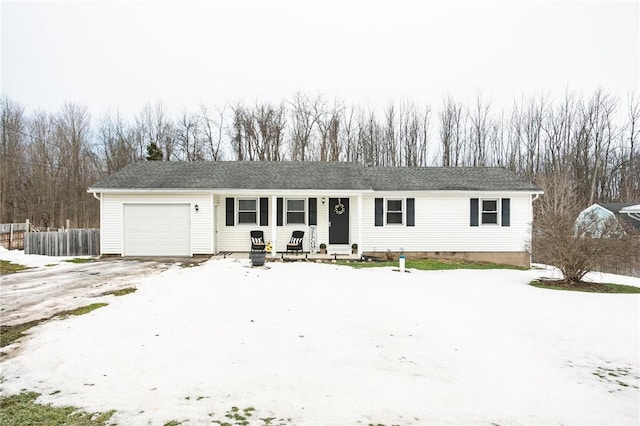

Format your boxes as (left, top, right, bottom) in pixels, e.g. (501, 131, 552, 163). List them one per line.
(1, 256, 639, 425)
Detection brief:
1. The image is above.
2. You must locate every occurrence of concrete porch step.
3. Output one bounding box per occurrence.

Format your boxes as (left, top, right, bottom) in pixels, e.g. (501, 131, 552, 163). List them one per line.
(328, 245, 352, 255)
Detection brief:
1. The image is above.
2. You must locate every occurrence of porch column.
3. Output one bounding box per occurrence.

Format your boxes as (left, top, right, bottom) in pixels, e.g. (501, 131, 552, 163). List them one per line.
(270, 195, 277, 257)
(357, 194, 363, 257)
(210, 192, 216, 254)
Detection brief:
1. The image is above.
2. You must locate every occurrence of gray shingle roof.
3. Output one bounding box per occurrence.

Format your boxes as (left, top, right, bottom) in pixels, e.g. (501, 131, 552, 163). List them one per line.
(363, 166, 540, 191)
(89, 161, 541, 192)
(598, 203, 640, 232)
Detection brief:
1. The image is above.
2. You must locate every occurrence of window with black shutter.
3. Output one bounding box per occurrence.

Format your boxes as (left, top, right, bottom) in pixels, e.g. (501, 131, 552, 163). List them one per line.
(375, 198, 383, 226)
(225, 197, 235, 226)
(406, 198, 415, 226)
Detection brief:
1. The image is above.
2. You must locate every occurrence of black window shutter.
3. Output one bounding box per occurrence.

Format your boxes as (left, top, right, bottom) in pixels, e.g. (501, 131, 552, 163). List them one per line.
(309, 198, 317, 225)
(277, 197, 283, 226)
(259, 197, 269, 226)
(225, 197, 234, 226)
(470, 198, 479, 227)
(501, 198, 510, 227)
(375, 198, 384, 226)
(406, 198, 415, 227)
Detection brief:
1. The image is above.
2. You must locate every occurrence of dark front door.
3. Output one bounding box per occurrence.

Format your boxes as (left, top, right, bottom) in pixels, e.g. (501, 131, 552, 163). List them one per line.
(329, 197, 349, 244)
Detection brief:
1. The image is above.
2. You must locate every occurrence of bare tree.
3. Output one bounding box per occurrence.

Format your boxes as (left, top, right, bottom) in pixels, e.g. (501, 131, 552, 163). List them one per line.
(288, 93, 319, 161)
(0, 97, 26, 223)
(230, 102, 286, 161)
(509, 95, 545, 179)
(26, 111, 60, 228)
(616, 93, 640, 200)
(255, 102, 286, 161)
(537, 91, 576, 179)
(314, 97, 343, 162)
(357, 108, 383, 166)
(418, 104, 431, 166)
(340, 105, 358, 162)
(176, 109, 205, 161)
(397, 101, 429, 166)
(439, 97, 465, 166)
(97, 111, 137, 174)
(229, 103, 246, 160)
(4, 89, 640, 233)
(55, 102, 98, 227)
(136, 102, 176, 161)
(468, 95, 492, 166)
(199, 103, 225, 161)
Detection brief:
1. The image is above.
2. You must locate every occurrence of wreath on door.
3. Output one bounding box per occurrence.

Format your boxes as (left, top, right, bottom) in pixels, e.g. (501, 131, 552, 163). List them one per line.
(334, 199, 345, 215)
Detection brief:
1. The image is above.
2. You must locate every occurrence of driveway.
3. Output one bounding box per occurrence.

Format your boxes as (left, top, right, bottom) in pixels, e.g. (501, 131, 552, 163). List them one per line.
(0, 257, 206, 327)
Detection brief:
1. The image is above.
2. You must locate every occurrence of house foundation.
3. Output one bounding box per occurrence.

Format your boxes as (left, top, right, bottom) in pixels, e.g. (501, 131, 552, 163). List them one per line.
(362, 251, 531, 268)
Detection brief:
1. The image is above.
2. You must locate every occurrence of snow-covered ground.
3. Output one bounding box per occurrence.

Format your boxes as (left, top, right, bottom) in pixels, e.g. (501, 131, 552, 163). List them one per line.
(0, 248, 172, 327)
(1, 254, 639, 425)
(0, 246, 94, 268)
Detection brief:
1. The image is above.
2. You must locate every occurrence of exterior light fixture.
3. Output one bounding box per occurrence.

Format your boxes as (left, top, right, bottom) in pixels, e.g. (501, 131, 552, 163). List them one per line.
(321, 197, 326, 205)
(194, 204, 199, 213)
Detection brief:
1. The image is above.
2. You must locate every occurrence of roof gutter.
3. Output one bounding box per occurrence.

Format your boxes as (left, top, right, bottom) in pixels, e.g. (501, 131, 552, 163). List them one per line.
(87, 188, 374, 195)
(620, 205, 640, 222)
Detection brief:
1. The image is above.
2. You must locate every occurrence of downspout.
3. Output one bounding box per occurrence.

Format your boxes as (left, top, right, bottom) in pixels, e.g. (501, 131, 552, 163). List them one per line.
(270, 195, 277, 257)
(357, 194, 363, 258)
(91, 192, 102, 255)
(530, 192, 542, 267)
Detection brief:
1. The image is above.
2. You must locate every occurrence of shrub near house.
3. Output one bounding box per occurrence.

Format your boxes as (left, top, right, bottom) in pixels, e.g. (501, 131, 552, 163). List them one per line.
(533, 176, 640, 283)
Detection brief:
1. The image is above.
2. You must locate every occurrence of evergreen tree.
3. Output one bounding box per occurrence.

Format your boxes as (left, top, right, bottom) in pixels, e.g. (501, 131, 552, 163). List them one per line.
(146, 142, 163, 161)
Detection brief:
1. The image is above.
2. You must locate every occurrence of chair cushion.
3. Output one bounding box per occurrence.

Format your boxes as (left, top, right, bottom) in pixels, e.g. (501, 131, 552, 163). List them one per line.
(288, 237, 302, 245)
(251, 237, 264, 244)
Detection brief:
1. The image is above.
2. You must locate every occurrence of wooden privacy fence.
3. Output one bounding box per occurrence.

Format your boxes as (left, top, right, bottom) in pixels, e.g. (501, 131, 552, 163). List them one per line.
(0, 223, 28, 250)
(25, 229, 100, 256)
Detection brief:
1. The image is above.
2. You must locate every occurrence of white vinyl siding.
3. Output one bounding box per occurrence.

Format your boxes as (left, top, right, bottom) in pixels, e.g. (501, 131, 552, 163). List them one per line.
(100, 192, 213, 255)
(100, 191, 532, 256)
(215, 195, 345, 253)
(360, 192, 532, 253)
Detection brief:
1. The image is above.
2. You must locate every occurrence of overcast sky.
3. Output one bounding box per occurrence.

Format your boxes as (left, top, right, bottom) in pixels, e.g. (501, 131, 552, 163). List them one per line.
(1, 0, 638, 118)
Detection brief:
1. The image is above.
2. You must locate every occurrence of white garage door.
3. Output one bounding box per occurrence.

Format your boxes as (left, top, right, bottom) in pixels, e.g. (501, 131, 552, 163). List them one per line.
(123, 204, 191, 256)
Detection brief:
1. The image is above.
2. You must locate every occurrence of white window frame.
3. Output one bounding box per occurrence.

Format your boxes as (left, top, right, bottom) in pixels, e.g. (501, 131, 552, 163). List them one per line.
(286, 198, 306, 225)
(237, 197, 258, 225)
(386, 198, 404, 225)
(481, 198, 499, 225)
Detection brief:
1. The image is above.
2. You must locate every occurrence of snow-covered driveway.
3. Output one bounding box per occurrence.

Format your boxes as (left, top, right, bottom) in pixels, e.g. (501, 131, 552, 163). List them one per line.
(1, 258, 639, 425)
(1, 251, 173, 326)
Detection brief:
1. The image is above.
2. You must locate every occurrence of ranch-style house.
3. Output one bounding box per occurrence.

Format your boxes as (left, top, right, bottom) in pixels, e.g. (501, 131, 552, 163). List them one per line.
(87, 161, 542, 267)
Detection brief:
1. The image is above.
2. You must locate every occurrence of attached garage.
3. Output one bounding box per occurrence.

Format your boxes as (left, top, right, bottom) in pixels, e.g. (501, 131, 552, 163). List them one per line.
(123, 203, 191, 256)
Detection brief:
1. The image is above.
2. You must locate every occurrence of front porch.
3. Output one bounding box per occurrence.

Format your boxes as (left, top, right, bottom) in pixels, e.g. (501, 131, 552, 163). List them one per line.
(213, 250, 362, 262)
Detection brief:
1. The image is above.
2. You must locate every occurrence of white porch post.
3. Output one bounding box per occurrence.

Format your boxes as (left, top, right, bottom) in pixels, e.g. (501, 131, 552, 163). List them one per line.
(270, 195, 277, 257)
(210, 192, 216, 254)
(357, 194, 363, 257)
